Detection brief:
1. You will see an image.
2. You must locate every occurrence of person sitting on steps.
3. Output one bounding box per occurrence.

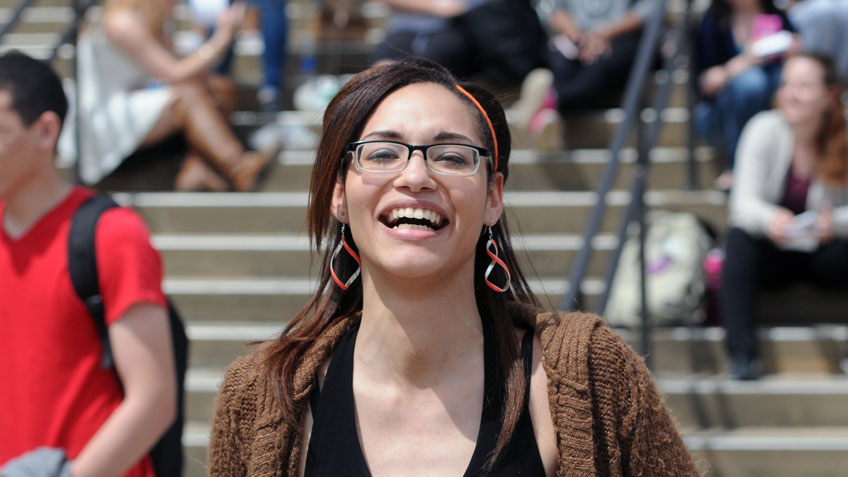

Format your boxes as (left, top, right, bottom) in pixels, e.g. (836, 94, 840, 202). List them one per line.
(76, 0, 278, 192)
(721, 53, 848, 380)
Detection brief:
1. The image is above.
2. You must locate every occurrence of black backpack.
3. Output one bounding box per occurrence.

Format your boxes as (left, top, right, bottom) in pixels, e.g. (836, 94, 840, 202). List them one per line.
(68, 194, 188, 477)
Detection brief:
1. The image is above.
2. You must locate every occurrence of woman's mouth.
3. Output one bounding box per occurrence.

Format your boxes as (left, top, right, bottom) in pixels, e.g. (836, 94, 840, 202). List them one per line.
(380, 207, 448, 232)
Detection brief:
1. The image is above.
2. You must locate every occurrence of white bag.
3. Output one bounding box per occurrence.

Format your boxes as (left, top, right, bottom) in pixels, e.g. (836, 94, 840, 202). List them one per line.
(605, 210, 713, 327)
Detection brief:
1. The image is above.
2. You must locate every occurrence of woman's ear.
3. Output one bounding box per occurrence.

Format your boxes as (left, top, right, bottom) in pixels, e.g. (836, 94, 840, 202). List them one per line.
(331, 178, 348, 223)
(485, 172, 505, 226)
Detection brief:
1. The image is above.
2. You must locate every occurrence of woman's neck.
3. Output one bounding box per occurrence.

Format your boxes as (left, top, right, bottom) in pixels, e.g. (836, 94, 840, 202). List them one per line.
(356, 267, 485, 388)
(792, 119, 822, 147)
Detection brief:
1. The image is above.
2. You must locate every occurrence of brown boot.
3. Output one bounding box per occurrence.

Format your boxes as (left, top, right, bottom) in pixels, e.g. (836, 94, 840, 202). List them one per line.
(174, 151, 230, 192)
(171, 81, 277, 191)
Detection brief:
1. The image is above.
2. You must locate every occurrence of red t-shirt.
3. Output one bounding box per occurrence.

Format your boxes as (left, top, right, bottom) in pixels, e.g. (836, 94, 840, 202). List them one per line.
(0, 187, 166, 476)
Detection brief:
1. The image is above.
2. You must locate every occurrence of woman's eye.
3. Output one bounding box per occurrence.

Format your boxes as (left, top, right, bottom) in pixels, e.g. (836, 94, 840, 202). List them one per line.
(365, 149, 402, 162)
(433, 151, 472, 167)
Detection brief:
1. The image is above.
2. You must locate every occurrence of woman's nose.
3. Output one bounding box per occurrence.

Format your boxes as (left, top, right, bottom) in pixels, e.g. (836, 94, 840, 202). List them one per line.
(395, 151, 436, 191)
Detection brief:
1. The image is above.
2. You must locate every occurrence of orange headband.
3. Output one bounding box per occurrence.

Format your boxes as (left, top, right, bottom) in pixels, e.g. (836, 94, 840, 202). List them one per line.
(455, 84, 499, 172)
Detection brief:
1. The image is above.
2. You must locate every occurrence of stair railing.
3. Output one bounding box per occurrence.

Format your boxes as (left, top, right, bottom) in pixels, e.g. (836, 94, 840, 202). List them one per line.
(561, 0, 694, 369)
(0, 0, 39, 41)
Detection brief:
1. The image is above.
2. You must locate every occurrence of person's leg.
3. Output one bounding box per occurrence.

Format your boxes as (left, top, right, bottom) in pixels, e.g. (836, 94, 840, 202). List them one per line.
(694, 99, 728, 159)
(721, 227, 805, 377)
(548, 48, 580, 113)
(423, 25, 479, 80)
(254, 0, 287, 99)
(143, 80, 276, 191)
(211, 0, 238, 76)
(720, 227, 766, 365)
(552, 32, 640, 111)
(808, 239, 848, 288)
(720, 67, 774, 166)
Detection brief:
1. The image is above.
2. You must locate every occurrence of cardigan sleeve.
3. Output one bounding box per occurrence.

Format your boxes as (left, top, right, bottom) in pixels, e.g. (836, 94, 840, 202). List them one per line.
(586, 324, 700, 476)
(728, 111, 787, 235)
(208, 356, 256, 476)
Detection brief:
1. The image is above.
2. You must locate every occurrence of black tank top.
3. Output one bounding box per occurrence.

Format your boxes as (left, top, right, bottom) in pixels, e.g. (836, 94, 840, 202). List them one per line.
(304, 317, 545, 476)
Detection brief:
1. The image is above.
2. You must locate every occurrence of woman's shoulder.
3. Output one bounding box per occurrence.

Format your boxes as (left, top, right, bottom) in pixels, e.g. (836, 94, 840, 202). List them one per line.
(218, 348, 269, 402)
(743, 110, 790, 137)
(528, 308, 645, 384)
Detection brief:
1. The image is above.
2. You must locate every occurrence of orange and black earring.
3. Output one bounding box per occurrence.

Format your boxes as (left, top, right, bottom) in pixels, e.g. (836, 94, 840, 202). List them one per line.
(484, 226, 511, 293)
(330, 224, 361, 290)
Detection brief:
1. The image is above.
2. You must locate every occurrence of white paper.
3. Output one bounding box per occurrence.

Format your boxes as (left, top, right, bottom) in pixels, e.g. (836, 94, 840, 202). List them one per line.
(553, 34, 580, 60)
(751, 31, 793, 58)
(189, 0, 229, 27)
(781, 210, 819, 252)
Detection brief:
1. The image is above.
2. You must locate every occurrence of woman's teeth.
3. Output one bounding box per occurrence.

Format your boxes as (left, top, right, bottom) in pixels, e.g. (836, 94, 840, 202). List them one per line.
(387, 207, 444, 230)
(395, 223, 436, 231)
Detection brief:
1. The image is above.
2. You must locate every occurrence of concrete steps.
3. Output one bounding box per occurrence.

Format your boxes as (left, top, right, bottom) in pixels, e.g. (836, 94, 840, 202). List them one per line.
(117, 189, 728, 235)
(8, 2, 848, 476)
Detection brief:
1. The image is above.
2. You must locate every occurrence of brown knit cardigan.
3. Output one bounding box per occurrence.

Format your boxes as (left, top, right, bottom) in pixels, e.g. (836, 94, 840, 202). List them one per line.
(208, 307, 699, 476)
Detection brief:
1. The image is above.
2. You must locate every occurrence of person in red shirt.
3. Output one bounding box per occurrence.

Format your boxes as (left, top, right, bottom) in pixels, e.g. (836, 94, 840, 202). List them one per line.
(0, 52, 175, 476)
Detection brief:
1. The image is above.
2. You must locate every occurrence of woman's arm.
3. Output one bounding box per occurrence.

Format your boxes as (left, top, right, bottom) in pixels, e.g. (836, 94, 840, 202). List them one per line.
(698, 52, 762, 97)
(208, 357, 253, 476)
(69, 304, 176, 476)
(550, 8, 584, 43)
(587, 324, 700, 476)
(103, 4, 244, 84)
(729, 112, 787, 236)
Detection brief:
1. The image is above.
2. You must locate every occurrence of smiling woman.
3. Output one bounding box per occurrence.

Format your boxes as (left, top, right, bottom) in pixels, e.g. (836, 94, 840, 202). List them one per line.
(722, 53, 848, 380)
(207, 58, 698, 476)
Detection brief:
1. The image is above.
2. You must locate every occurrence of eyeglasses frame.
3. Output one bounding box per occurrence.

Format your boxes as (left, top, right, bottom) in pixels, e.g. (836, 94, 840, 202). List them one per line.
(344, 140, 492, 177)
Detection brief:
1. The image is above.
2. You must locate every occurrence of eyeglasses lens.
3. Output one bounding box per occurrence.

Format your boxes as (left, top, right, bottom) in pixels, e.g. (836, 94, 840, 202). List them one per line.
(355, 142, 479, 176)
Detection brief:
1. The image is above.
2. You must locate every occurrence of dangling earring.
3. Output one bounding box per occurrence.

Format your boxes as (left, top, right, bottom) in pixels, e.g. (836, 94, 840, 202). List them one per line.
(484, 226, 511, 293)
(330, 224, 361, 290)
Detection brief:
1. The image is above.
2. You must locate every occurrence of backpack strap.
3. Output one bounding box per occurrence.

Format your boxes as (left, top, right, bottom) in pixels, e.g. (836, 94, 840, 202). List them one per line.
(68, 194, 120, 370)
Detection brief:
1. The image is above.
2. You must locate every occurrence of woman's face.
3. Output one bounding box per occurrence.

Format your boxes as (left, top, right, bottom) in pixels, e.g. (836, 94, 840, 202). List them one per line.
(332, 82, 504, 284)
(777, 56, 835, 126)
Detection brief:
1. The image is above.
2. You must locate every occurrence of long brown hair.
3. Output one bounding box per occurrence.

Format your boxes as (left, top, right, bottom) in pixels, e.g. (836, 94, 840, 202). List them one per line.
(806, 53, 848, 186)
(261, 58, 539, 466)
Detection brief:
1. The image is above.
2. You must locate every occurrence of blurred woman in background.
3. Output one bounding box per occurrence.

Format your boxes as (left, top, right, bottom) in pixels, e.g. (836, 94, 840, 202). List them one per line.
(77, 0, 276, 191)
(722, 53, 848, 380)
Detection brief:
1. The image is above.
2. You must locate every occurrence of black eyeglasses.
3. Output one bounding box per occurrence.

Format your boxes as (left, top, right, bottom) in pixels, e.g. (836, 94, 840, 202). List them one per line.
(345, 140, 491, 176)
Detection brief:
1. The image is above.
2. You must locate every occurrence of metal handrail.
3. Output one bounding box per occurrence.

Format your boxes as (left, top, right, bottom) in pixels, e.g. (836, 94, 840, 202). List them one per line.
(595, 0, 694, 368)
(47, 0, 100, 62)
(561, 0, 695, 366)
(0, 0, 38, 40)
(560, 0, 669, 311)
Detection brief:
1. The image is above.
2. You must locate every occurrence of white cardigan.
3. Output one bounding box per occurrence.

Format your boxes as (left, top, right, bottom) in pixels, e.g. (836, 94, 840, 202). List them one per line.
(729, 110, 848, 237)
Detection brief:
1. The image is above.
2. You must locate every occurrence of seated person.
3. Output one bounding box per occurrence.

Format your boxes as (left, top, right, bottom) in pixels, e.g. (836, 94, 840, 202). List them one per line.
(694, 0, 797, 191)
(373, 0, 546, 86)
(373, 0, 474, 77)
(511, 0, 660, 147)
(76, 0, 276, 192)
(721, 53, 848, 380)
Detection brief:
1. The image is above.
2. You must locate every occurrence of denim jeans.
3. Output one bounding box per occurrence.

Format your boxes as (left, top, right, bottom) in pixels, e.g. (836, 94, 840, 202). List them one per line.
(694, 63, 782, 169)
(215, 0, 287, 92)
